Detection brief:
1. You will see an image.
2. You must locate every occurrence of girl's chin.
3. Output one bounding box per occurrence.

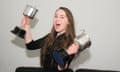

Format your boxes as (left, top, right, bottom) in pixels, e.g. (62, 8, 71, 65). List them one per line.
(55, 29, 61, 33)
(55, 30, 65, 34)
(55, 30, 61, 33)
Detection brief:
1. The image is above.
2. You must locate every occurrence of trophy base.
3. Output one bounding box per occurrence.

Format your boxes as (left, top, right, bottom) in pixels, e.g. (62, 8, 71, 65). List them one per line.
(11, 26, 26, 39)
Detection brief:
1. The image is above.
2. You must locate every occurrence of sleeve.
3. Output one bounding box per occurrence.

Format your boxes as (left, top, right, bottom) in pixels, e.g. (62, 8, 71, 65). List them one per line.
(26, 34, 48, 50)
(52, 48, 75, 68)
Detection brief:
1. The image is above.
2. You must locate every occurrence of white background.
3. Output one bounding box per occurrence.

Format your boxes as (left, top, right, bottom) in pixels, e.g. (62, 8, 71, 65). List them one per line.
(0, 0, 120, 72)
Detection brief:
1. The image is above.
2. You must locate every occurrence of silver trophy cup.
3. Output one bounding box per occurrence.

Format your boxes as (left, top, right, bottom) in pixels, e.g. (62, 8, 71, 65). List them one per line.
(74, 30, 91, 52)
(23, 5, 38, 19)
(11, 5, 38, 38)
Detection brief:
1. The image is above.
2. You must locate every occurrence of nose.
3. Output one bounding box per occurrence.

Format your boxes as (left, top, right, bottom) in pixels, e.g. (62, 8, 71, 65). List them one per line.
(55, 17, 61, 21)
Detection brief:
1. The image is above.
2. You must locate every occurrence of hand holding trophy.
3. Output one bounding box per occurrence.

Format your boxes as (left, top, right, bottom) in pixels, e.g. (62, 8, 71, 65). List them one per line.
(52, 29, 91, 67)
(11, 5, 38, 38)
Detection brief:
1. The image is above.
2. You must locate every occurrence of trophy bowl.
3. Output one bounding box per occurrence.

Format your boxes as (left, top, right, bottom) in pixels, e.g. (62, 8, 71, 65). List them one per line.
(74, 30, 91, 52)
(23, 5, 38, 19)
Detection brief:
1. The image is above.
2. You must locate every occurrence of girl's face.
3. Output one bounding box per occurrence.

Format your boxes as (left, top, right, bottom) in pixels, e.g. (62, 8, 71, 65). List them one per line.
(53, 9, 69, 34)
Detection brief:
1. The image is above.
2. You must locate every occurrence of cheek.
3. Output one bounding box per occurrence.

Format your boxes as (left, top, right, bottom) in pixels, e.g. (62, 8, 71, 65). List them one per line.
(62, 20, 69, 28)
(53, 20, 56, 27)
(61, 23, 68, 30)
(64, 18, 69, 25)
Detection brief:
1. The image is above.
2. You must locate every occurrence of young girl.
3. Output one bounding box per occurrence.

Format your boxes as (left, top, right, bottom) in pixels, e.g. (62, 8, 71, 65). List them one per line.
(20, 7, 79, 72)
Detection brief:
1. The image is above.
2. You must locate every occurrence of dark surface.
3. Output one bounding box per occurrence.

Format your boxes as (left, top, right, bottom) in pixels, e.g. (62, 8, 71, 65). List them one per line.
(75, 69, 119, 72)
(15, 67, 73, 72)
(15, 67, 119, 72)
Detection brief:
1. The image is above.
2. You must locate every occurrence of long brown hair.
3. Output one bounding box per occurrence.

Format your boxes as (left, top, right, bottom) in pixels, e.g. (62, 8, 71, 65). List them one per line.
(40, 7, 76, 66)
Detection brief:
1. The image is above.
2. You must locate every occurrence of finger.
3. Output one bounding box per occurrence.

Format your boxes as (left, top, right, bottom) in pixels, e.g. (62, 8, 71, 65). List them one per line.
(21, 17, 25, 28)
(57, 65, 64, 71)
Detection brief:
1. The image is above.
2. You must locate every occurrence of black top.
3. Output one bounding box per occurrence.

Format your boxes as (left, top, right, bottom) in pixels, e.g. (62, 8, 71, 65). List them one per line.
(25, 33, 74, 72)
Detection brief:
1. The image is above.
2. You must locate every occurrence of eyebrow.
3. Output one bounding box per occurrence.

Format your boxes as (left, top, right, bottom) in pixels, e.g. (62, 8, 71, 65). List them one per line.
(60, 15, 65, 17)
(55, 14, 65, 17)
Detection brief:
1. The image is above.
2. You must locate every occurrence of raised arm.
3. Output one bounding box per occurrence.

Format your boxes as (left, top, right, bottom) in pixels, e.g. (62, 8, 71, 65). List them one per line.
(20, 16, 48, 50)
(21, 16, 32, 43)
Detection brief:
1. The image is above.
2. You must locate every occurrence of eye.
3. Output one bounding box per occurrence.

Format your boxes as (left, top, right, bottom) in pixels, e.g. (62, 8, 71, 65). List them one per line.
(61, 16, 64, 19)
(54, 15, 58, 18)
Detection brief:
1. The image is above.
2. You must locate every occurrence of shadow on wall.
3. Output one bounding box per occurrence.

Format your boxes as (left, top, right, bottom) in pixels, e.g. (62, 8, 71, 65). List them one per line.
(70, 49, 91, 69)
(11, 36, 40, 58)
(29, 17, 39, 28)
(11, 37, 26, 48)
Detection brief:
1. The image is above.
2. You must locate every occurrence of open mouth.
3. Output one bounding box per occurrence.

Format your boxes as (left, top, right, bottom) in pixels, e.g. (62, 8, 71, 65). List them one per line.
(56, 24, 61, 26)
(55, 23, 61, 29)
